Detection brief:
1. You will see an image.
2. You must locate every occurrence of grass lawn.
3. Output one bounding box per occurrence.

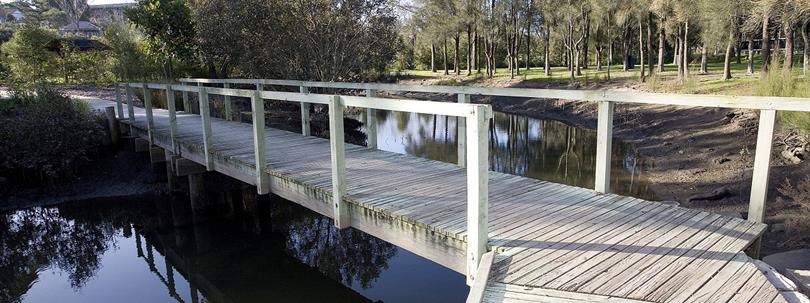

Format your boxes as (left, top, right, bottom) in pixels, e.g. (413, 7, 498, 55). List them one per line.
(399, 56, 808, 96)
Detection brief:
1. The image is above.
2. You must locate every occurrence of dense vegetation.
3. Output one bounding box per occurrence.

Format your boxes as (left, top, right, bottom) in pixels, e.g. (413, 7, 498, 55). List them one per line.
(0, 88, 105, 188)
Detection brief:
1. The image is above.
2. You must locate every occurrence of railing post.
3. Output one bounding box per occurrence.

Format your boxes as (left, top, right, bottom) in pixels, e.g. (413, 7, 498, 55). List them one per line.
(300, 86, 311, 136)
(366, 89, 378, 149)
(223, 82, 232, 121)
(182, 82, 191, 113)
(198, 85, 214, 171)
(466, 105, 490, 285)
(329, 95, 349, 229)
(594, 101, 614, 193)
(252, 82, 269, 194)
(114, 83, 124, 120)
(458, 93, 469, 167)
(142, 83, 155, 145)
(126, 83, 135, 135)
(747, 109, 776, 257)
(166, 84, 178, 154)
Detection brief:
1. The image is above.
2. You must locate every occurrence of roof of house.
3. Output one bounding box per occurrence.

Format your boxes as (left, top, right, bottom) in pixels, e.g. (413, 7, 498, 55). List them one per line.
(46, 38, 110, 52)
(60, 21, 102, 32)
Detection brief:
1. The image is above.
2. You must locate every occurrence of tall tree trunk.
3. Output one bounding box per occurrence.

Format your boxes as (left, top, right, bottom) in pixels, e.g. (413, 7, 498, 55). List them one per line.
(748, 35, 755, 74)
(803, 19, 809, 76)
(467, 26, 473, 76)
(700, 45, 708, 74)
(647, 15, 653, 75)
(443, 38, 449, 75)
(596, 45, 602, 71)
(735, 22, 742, 64)
(583, 17, 590, 69)
(454, 32, 460, 75)
(682, 21, 689, 80)
(785, 24, 794, 69)
(544, 25, 550, 76)
(622, 34, 629, 71)
(761, 9, 771, 72)
(674, 27, 680, 66)
(526, 20, 531, 70)
(723, 27, 734, 80)
(431, 43, 436, 72)
(607, 29, 613, 80)
(658, 24, 665, 72)
(639, 18, 646, 81)
(475, 29, 481, 73)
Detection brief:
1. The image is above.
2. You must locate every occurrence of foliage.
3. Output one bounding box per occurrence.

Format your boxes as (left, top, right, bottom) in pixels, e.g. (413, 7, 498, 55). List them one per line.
(60, 46, 117, 85)
(189, 0, 398, 81)
(0, 87, 105, 183)
(103, 21, 162, 81)
(125, 0, 196, 80)
(0, 26, 59, 90)
(8, 0, 68, 27)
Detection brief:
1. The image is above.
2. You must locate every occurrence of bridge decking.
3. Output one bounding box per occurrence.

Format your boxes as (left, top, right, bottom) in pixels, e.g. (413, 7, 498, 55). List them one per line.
(88, 98, 786, 303)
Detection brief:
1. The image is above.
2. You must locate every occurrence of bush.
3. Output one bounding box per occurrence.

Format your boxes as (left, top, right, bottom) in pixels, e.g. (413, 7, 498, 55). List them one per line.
(0, 26, 60, 89)
(0, 87, 105, 185)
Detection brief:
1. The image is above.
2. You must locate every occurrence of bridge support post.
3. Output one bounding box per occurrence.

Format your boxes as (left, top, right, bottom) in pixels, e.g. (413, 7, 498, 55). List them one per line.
(300, 86, 311, 136)
(142, 83, 155, 145)
(114, 83, 124, 120)
(747, 109, 777, 258)
(104, 106, 120, 147)
(198, 86, 214, 171)
(166, 85, 179, 154)
(458, 93, 469, 167)
(165, 152, 178, 191)
(366, 89, 377, 149)
(126, 83, 136, 136)
(223, 82, 233, 121)
(188, 172, 213, 224)
(466, 104, 490, 285)
(252, 83, 270, 195)
(329, 95, 350, 229)
(594, 101, 614, 193)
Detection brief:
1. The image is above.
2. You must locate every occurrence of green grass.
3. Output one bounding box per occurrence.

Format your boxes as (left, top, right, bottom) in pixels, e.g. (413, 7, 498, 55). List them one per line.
(400, 56, 807, 96)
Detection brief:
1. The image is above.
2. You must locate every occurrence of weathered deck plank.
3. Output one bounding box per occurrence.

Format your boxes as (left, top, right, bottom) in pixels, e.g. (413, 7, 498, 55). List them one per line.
(86, 98, 784, 303)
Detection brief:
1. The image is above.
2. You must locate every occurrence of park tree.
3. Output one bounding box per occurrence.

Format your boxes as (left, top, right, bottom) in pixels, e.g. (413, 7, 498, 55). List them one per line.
(125, 0, 196, 80)
(1, 26, 59, 89)
(188, 0, 246, 78)
(52, 0, 88, 30)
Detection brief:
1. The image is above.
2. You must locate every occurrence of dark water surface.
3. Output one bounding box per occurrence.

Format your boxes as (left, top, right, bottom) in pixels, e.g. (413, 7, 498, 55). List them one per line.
(357, 110, 656, 200)
(1, 194, 468, 303)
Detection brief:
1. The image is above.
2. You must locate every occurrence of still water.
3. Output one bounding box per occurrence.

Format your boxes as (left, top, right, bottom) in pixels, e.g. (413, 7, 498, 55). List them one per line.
(358, 110, 656, 200)
(1, 194, 469, 303)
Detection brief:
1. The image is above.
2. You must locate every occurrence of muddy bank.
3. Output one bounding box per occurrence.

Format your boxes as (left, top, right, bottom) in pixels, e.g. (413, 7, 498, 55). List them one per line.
(0, 148, 163, 211)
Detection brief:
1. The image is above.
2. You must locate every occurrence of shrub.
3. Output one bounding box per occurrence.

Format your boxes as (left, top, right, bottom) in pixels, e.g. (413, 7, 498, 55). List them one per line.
(0, 26, 60, 89)
(0, 87, 105, 186)
(755, 63, 810, 134)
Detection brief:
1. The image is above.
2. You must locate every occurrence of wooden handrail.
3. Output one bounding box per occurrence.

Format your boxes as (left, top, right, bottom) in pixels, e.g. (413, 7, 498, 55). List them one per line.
(119, 81, 492, 281)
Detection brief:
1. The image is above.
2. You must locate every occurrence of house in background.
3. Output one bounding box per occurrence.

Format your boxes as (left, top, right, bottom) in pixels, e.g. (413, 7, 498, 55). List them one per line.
(88, 3, 136, 25)
(0, 7, 24, 24)
(60, 21, 103, 38)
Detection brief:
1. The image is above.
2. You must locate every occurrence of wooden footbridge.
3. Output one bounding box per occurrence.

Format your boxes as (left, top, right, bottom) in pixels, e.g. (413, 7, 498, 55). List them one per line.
(95, 78, 810, 302)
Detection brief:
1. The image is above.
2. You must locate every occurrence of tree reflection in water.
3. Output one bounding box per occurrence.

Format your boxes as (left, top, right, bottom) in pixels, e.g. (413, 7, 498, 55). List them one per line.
(0, 193, 400, 303)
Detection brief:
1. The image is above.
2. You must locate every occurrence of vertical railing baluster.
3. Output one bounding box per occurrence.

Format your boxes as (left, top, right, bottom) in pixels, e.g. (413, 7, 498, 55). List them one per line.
(329, 95, 349, 228)
(142, 83, 154, 145)
(223, 82, 232, 121)
(457, 93, 469, 167)
(747, 109, 776, 258)
(126, 83, 135, 135)
(594, 101, 614, 193)
(466, 104, 490, 285)
(166, 84, 178, 154)
(198, 85, 214, 171)
(366, 89, 378, 149)
(300, 85, 311, 136)
(252, 82, 269, 194)
(115, 83, 124, 120)
(182, 81, 191, 113)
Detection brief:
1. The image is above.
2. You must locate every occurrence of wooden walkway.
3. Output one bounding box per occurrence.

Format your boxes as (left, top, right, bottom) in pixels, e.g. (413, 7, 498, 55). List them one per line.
(87, 96, 787, 303)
